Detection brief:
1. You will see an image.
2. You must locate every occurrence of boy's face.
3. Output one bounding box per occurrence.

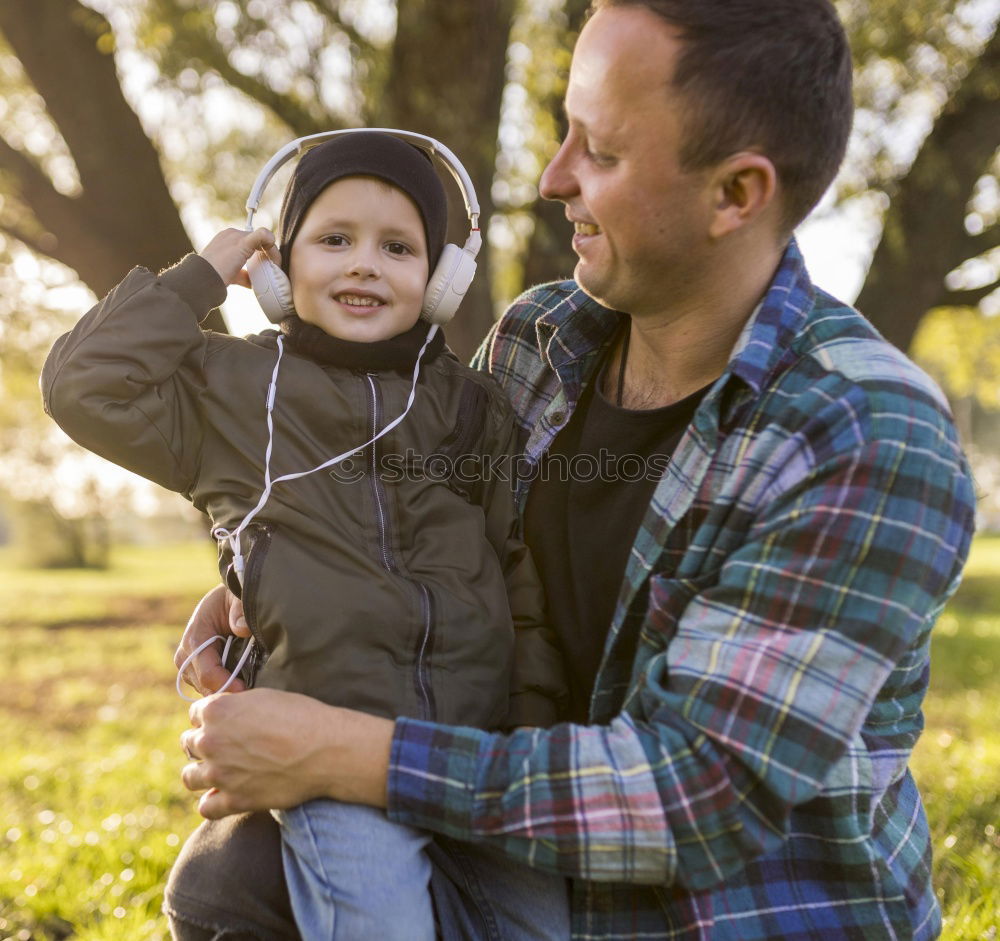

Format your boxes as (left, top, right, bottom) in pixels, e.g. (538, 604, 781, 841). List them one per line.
(288, 176, 429, 343)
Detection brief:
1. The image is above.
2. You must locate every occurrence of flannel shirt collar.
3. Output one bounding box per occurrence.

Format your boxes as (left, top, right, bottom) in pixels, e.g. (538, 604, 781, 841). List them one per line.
(725, 238, 814, 396)
(534, 282, 622, 408)
(535, 283, 620, 362)
(532, 239, 815, 426)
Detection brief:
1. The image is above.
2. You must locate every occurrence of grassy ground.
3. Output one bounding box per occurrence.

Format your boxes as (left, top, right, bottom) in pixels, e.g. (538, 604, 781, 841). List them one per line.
(910, 536, 1000, 938)
(1, 538, 998, 939)
(0, 542, 217, 940)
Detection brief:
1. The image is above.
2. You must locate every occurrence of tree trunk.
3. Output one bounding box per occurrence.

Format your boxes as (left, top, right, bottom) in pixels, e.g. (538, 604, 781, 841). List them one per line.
(378, 0, 516, 361)
(0, 0, 226, 330)
(856, 25, 1000, 352)
(520, 0, 591, 293)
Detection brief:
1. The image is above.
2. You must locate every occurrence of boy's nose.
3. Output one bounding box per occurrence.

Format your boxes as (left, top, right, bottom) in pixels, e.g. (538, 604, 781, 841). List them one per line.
(347, 252, 379, 279)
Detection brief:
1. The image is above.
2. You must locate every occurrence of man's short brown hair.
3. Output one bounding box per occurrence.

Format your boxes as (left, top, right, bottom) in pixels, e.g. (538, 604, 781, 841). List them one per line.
(590, 0, 854, 233)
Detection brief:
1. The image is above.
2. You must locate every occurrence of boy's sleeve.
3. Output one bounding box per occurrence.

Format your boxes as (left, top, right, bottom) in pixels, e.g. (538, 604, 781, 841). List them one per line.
(473, 388, 569, 728)
(40, 254, 228, 495)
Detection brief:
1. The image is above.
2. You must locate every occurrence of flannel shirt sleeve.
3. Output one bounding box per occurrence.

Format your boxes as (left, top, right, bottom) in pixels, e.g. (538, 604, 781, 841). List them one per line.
(386, 391, 975, 887)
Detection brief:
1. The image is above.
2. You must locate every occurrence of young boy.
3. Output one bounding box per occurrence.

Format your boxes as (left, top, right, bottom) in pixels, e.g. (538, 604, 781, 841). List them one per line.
(41, 132, 569, 940)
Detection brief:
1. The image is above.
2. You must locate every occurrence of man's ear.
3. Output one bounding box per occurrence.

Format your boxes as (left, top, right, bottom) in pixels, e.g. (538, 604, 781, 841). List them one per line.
(708, 153, 778, 238)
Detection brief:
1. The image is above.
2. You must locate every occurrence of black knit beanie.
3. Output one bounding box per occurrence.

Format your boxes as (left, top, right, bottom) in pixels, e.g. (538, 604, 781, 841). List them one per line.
(276, 131, 448, 275)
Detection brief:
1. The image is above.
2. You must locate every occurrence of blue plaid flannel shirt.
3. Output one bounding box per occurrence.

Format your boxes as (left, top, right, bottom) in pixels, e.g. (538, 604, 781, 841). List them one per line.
(386, 240, 975, 939)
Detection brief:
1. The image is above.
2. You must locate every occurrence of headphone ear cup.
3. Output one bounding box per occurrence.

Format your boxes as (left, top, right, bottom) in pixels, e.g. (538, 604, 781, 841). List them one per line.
(247, 250, 295, 323)
(422, 243, 478, 325)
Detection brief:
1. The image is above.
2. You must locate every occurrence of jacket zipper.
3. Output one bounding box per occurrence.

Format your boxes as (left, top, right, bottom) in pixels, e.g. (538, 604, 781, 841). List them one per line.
(238, 522, 273, 688)
(365, 372, 435, 721)
(414, 583, 435, 720)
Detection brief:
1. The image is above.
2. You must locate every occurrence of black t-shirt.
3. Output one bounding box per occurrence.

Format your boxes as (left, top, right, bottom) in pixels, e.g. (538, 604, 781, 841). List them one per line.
(523, 359, 709, 723)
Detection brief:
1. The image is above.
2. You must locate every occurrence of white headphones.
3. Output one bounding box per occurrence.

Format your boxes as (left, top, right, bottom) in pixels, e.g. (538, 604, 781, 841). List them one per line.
(244, 128, 482, 326)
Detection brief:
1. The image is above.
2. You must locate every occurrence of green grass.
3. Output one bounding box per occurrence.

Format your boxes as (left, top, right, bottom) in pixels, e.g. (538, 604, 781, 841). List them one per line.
(911, 533, 1000, 939)
(0, 542, 217, 940)
(0, 537, 998, 938)
(0, 541, 218, 629)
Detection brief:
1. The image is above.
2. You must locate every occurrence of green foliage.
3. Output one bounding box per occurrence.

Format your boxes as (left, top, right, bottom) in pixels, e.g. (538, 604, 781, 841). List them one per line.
(135, 0, 391, 134)
(0, 536, 997, 938)
(836, 0, 996, 195)
(0, 30, 80, 234)
(0, 247, 103, 553)
(2, 496, 109, 570)
(0, 245, 161, 563)
(912, 306, 1000, 407)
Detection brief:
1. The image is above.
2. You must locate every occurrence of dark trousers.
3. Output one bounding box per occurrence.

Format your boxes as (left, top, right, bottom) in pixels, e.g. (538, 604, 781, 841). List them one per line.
(164, 812, 299, 940)
(164, 811, 571, 941)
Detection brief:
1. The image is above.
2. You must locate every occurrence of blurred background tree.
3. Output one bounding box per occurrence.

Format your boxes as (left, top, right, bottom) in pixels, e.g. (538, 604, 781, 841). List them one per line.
(0, 0, 995, 350)
(0, 0, 517, 348)
(842, 0, 1000, 350)
(0, 0, 999, 561)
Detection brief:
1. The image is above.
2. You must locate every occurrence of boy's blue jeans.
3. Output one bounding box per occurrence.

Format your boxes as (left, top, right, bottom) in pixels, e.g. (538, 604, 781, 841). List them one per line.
(274, 799, 570, 940)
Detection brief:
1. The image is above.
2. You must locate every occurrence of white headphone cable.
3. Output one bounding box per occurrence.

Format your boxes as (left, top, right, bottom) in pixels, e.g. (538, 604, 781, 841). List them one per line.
(176, 324, 440, 701)
(176, 633, 257, 701)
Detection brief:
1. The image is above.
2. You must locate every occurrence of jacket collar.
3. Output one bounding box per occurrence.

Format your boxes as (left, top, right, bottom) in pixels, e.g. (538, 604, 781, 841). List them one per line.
(278, 316, 447, 372)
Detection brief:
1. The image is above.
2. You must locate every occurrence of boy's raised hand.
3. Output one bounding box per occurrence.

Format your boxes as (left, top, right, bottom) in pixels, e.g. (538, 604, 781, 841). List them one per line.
(200, 227, 281, 289)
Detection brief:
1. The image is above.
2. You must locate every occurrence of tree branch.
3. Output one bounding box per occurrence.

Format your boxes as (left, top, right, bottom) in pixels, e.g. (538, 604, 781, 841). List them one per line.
(0, 136, 74, 216)
(153, 0, 330, 137)
(856, 21, 1000, 349)
(0, 0, 195, 292)
(955, 222, 1000, 261)
(0, 136, 96, 262)
(294, 0, 378, 113)
(186, 39, 325, 136)
(937, 280, 1000, 309)
(298, 0, 376, 54)
(0, 0, 177, 220)
(0, 218, 58, 258)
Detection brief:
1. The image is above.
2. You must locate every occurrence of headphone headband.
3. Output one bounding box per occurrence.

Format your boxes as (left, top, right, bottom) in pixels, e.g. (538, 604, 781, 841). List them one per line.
(245, 128, 481, 245)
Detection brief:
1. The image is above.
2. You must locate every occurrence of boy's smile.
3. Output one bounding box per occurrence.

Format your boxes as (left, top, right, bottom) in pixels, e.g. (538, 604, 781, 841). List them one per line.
(288, 176, 429, 343)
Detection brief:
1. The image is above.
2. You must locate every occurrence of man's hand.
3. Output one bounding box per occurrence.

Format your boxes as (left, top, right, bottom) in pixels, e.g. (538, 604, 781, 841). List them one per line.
(174, 584, 251, 696)
(200, 227, 280, 288)
(180, 690, 394, 819)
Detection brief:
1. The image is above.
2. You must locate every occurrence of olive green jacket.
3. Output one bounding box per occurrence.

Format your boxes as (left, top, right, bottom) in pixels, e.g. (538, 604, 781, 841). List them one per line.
(42, 254, 566, 728)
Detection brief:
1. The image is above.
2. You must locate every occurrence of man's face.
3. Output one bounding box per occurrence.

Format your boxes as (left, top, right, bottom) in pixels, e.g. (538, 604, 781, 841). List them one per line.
(288, 177, 429, 343)
(539, 6, 716, 317)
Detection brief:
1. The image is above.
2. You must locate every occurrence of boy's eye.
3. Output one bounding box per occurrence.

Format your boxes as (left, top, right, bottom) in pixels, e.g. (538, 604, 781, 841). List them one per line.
(385, 241, 412, 256)
(321, 234, 348, 247)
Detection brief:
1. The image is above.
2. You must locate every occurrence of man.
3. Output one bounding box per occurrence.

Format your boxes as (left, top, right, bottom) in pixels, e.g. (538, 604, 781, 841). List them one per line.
(167, 1, 975, 938)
